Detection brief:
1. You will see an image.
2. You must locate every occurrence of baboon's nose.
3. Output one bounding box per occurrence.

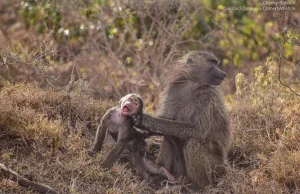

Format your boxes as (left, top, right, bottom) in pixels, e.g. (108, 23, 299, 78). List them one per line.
(222, 72, 227, 79)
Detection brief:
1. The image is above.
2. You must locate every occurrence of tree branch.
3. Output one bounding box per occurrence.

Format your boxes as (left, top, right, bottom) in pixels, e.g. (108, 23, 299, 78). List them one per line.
(0, 163, 59, 194)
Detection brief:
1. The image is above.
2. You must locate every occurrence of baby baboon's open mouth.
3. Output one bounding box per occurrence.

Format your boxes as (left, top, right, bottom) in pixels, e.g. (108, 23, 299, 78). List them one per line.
(121, 105, 130, 115)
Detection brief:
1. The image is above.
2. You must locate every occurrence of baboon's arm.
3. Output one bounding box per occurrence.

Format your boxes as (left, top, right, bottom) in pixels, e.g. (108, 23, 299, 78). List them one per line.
(101, 139, 126, 168)
(90, 110, 112, 154)
(91, 122, 107, 152)
(133, 114, 199, 139)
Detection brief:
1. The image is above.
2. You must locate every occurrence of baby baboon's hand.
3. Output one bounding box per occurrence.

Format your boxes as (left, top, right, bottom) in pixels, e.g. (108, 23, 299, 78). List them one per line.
(87, 150, 96, 157)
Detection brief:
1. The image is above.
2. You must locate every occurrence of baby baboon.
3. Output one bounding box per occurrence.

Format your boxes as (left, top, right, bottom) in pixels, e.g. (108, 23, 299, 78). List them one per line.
(132, 51, 231, 188)
(89, 93, 175, 182)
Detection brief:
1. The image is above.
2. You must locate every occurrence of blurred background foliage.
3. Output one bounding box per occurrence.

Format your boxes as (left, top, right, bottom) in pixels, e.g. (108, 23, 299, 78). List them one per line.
(0, 0, 299, 110)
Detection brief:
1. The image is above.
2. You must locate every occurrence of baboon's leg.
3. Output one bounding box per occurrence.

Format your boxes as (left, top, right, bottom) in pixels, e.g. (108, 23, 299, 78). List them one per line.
(143, 159, 175, 182)
(101, 139, 126, 168)
(157, 137, 185, 178)
(169, 137, 185, 176)
(156, 138, 174, 172)
(130, 151, 149, 180)
(184, 139, 212, 188)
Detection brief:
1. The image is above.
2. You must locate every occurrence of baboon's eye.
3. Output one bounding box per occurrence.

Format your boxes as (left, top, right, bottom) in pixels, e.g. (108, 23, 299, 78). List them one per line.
(208, 59, 218, 64)
(187, 58, 192, 64)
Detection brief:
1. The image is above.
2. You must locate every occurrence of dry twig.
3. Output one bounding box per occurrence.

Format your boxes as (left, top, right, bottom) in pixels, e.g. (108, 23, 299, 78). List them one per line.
(0, 163, 59, 194)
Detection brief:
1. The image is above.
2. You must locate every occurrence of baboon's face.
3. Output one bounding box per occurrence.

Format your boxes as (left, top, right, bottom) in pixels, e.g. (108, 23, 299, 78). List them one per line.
(119, 94, 143, 116)
(186, 51, 226, 85)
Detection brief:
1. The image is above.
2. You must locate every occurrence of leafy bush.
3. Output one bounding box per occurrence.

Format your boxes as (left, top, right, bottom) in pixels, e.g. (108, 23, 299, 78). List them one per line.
(228, 59, 300, 192)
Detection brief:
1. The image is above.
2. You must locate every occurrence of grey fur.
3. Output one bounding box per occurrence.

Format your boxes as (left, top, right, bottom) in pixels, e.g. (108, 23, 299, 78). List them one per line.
(132, 51, 231, 188)
(89, 94, 175, 182)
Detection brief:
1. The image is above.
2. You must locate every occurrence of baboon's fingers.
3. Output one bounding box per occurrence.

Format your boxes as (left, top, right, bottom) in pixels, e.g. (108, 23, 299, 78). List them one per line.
(132, 114, 142, 127)
(160, 167, 176, 183)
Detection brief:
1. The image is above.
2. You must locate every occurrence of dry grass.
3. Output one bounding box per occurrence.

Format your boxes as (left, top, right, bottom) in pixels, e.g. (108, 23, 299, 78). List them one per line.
(0, 82, 300, 193)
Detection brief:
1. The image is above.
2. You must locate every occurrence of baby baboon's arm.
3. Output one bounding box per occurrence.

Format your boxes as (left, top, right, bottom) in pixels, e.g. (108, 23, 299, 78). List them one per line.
(89, 109, 117, 156)
(90, 113, 110, 154)
(101, 141, 126, 168)
(91, 122, 107, 152)
(133, 114, 200, 139)
(101, 139, 127, 169)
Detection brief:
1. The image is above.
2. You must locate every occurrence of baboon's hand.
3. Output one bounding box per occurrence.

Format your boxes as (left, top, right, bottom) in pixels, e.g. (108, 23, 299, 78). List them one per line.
(87, 150, 95, 157)
(132, 113, 143, 128)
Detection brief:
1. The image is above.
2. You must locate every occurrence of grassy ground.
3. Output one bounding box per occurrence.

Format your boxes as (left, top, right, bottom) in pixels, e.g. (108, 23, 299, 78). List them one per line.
(0, 80, 299, 193)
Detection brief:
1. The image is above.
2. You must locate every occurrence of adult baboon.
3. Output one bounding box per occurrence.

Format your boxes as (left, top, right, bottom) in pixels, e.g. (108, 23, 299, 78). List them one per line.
(132, 51, 231, 188)
(89, 93, 175, 182)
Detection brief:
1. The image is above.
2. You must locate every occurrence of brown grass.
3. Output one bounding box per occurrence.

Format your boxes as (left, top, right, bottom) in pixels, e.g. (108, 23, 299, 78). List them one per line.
(0, 82, 300, 193)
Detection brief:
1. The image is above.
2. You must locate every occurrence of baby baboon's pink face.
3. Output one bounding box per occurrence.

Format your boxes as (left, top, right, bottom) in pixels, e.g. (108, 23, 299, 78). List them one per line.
(120, 94, 141, 116)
